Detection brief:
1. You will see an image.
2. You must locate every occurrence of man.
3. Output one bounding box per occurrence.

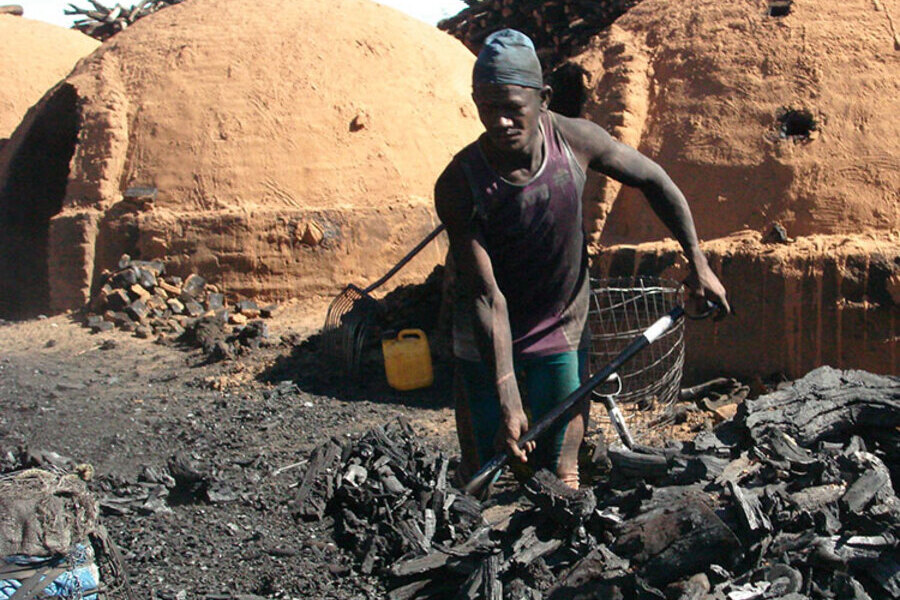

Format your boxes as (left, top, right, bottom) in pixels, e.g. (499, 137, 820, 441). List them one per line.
(435, 29, 730, 489)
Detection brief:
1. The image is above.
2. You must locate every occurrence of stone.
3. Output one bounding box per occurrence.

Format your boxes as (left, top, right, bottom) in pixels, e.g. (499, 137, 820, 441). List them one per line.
(167, 298, 185, 315)
(104, 310, 134, 328)
(184, 300, 205, 317)
(206, 292, 225, 311)
(126, 299, 148, 322)
(236, 299, 260, 318)
(129, 283, 152, 302)
(181, 274, 207, 299)
(146, 295, 167, 315)
(90, 284, 113, 312)
(110, 267, 139, 289)
(105, 289, 131, 311)
(136, 267, 158, 289)
(298, 221, 325, 246)
(763, 223, 790, 244)
(91, 319, 114, 333)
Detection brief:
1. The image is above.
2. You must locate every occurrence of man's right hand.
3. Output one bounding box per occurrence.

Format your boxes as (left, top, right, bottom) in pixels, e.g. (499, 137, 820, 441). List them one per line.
(495, 407, 535, 463)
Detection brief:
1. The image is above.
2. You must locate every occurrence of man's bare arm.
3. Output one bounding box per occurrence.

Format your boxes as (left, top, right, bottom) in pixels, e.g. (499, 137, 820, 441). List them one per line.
(434, 164, 535, 461)
(556, 115, 730, 314)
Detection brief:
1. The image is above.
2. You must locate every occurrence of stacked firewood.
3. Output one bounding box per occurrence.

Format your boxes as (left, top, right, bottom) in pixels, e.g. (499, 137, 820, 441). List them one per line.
(86, 254, 277, 360)
(439, 0, 644, 70)
(298, 367, 900, 599)
(65, 0, 183, 41)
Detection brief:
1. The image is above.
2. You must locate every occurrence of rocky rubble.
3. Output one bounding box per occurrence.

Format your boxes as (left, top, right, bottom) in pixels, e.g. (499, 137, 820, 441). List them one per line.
(84, 255, 278, 361)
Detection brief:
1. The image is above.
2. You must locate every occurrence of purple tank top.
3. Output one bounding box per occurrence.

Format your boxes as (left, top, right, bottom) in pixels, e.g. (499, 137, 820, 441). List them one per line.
(452, 112, 590, 359)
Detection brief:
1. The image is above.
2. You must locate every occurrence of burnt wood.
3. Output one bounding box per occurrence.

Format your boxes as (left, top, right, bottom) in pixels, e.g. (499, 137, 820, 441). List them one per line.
(544, 546, 630, 600)
(307, 366, 900, 600)
(524, 469, 596, 528)
(727, 480, 772, 538)
(438, 0, 645, 71)
(607, 447, 669, 480)
(504, 525, 562, 569)
(614, 495, 741, 587)
(744, 367, 900, 447)
(292, 439, 342, 521)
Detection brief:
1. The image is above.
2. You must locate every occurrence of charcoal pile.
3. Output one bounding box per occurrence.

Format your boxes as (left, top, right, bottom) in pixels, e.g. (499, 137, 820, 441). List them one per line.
(291, 419, 485, 580)
(299, 367, 899, 599)
(65, 0, 184, 41)
(439, 0, 643, 70)
(85, 254, 277, 361)
(94, 452, 240, 517)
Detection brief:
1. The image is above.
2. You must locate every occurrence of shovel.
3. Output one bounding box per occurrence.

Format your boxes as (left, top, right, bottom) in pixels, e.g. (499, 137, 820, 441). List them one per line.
(464, 300, 719, 496)
(322, 224, 446, 377)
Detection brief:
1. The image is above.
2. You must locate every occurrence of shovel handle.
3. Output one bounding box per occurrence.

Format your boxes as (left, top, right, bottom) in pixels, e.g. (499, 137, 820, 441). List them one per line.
(464, 304, 687, 497)
(363, 225, 446, 293)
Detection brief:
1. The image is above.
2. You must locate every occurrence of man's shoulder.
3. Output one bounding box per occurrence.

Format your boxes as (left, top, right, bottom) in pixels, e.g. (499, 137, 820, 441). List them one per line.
(436, 138, 483, 195)
(550, 111, 615, 166)
(551, 112, 609, 143)
(435, 146, 478, 224)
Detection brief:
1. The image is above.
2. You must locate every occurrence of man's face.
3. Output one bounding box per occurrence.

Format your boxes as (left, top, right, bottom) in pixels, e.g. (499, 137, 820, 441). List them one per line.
(472, 84, 546, 153)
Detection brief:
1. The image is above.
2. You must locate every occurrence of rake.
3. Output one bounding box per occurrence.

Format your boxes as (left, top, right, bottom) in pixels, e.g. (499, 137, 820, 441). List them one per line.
(322, 224, 446, 378)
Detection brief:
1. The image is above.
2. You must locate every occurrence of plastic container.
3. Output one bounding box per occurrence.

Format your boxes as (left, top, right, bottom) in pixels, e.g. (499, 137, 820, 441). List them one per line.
(382, 329, 434, 391)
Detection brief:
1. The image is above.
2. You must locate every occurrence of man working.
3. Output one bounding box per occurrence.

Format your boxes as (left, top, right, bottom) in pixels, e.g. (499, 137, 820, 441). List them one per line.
(435, 29, 730, 489)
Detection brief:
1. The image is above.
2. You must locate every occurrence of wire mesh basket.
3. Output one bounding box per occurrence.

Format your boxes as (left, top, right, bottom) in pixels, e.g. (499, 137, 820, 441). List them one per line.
(588, 276, 685, 410)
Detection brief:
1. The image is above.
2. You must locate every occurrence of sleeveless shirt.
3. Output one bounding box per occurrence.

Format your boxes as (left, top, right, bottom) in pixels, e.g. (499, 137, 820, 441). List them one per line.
(451, 112, 590, 360)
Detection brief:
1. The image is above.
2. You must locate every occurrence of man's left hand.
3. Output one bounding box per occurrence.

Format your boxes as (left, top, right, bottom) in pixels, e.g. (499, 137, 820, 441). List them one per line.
(684, 259, 731, 320)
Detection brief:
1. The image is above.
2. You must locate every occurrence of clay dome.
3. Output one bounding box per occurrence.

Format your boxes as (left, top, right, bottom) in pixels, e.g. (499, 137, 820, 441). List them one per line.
(572, 0, 899, 245)
(573, 0, 899, 378)
(0, 15, 98, 139)
(0, 0, 482, 317)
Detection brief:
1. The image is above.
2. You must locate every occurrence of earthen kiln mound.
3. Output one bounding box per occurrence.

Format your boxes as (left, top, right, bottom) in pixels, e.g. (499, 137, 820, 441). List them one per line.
(573, 0, 898, 378)
(0, 15, 99, 141)
(0, 0, 481, 319)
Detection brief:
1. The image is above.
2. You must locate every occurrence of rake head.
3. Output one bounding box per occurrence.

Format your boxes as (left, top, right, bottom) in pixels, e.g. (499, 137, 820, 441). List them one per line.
(322, 284, 382, 378)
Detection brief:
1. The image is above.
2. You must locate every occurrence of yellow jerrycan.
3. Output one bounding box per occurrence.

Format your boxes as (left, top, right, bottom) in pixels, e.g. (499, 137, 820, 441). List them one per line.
(382, 329, 433, 391)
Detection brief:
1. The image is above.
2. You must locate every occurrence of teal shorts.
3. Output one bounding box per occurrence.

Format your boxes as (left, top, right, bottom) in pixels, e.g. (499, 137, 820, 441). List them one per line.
(456, 349, 587, 471)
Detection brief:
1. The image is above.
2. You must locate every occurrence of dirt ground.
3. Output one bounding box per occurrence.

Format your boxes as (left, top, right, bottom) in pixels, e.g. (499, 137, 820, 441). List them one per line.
(0, 299, 464, 599)
(0, 295, 723, 599)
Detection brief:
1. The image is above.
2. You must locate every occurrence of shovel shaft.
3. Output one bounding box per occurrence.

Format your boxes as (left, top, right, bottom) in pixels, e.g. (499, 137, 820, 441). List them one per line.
(463, 305, 685, 496)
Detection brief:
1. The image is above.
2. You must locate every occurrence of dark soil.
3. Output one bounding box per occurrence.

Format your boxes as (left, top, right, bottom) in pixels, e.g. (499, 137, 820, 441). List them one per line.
(0, 301, 458, 599)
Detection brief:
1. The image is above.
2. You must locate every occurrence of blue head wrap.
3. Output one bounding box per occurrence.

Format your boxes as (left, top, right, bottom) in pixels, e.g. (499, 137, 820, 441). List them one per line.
(473, 29, 543, 90)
